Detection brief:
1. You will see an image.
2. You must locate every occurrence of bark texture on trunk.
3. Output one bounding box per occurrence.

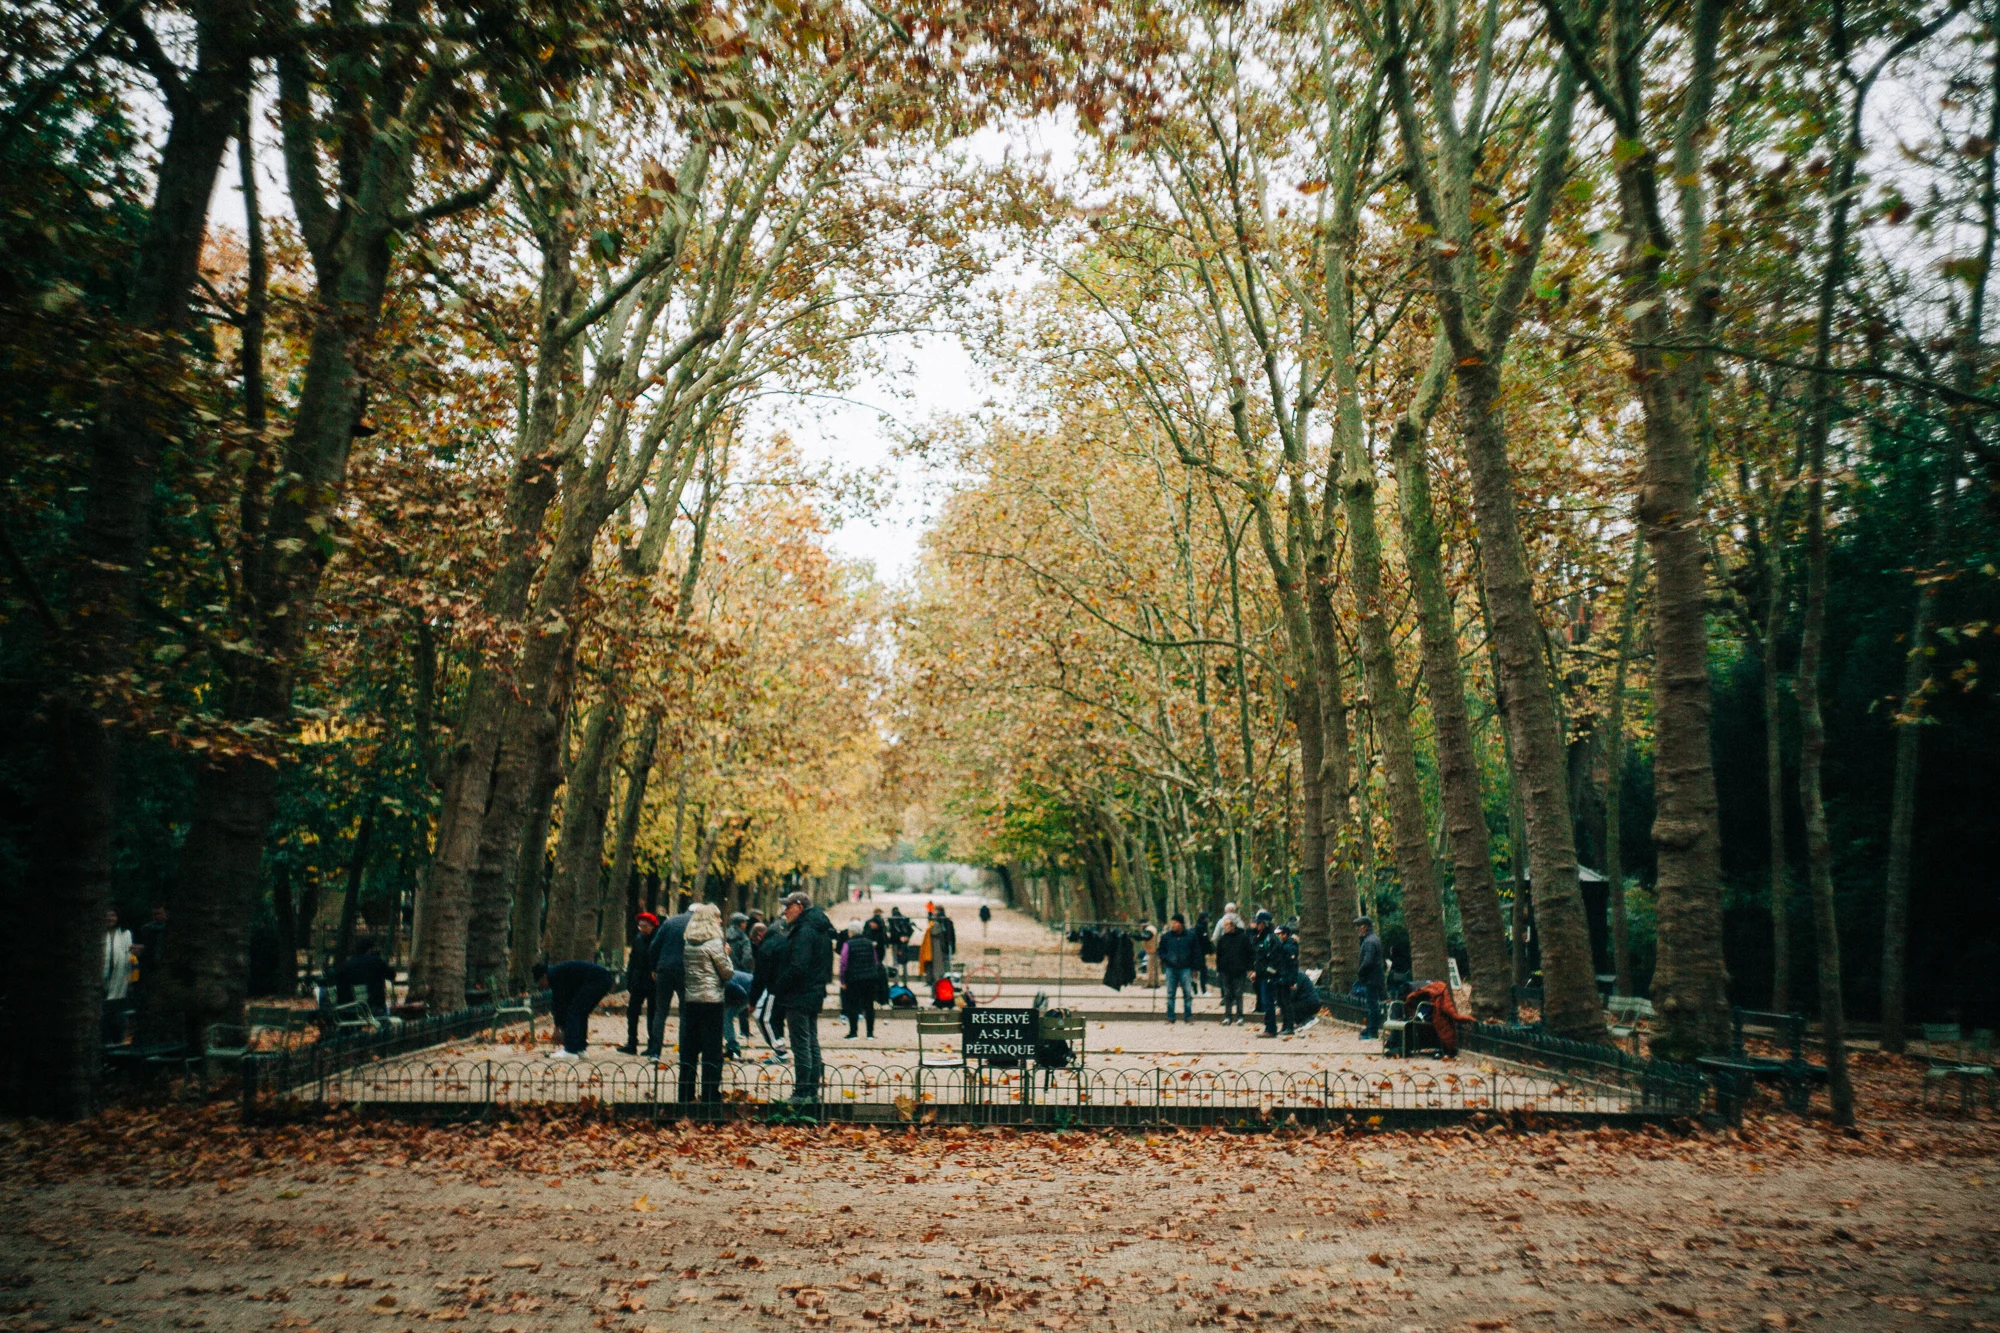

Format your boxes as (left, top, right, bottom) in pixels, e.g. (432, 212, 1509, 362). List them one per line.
(1877, 591, 1927, 1052)
(1603, 538, 1647, 999)
(1453, 369, 1605, 1042)
(506, 723, 566, 989)
(1338, 451, 1450, 986)
(1389, 395, 1511, 1016)
(5, 3, 250, 1118)
(600, 713, 659, 958)
(1308, 570, 1360, 984)
(1764, 588, 1790, 1012)
(150, 757, 281, 1049)
(542, 696, 624, 962)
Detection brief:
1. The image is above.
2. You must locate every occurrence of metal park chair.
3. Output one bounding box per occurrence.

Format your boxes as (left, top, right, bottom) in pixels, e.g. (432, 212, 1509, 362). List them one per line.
(1922, 1024, 1997, 1114)
(914, 1008, 965, 1106)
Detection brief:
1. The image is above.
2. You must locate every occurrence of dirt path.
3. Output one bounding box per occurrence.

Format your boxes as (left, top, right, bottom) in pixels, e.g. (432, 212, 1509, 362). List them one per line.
(4, 1109, 1997, 1332)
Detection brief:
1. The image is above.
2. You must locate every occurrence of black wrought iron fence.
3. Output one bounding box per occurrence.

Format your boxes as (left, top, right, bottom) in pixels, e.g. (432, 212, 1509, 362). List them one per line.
(242, 1046, 1690, 1127)
(241, 998, 547, 1117)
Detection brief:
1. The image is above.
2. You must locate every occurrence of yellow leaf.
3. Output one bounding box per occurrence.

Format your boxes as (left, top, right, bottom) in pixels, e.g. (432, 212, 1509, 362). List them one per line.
(632, 1194, 656, 1212)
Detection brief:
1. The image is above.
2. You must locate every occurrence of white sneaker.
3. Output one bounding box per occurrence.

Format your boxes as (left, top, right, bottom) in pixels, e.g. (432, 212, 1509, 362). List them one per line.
(550, 1050, 582, 1061)
(1299, 1017, 1320, 1034)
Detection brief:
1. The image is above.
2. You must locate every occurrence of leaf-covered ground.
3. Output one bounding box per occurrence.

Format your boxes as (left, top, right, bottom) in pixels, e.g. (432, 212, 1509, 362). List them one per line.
(4, 1064, 1998, 1333)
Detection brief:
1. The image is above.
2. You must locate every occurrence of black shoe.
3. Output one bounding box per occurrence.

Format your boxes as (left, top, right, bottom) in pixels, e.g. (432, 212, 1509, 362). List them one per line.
(615, 1043, 638, 1055)
(642, 1048, 662, 1058)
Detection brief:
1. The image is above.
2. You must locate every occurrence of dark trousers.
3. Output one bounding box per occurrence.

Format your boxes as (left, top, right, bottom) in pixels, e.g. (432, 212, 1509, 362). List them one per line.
(678, 1002, 726, 1103)
(786, 1004, 823, 1101)
(841, 987, 875, 1037)
(1360, 978, 1384, 1037)
(1196, 963, 1209, 994)
(552, 972, 613, 1053)
(625, 983, 654, 1048)
(645, 967, 682, 1054)
(1262, 979, 1294, 1034)
(1219, 972, 1247, 1018)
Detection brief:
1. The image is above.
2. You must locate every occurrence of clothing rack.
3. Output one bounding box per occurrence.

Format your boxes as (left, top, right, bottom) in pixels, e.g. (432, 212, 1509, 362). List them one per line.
(1054, 919, 1163, 1011)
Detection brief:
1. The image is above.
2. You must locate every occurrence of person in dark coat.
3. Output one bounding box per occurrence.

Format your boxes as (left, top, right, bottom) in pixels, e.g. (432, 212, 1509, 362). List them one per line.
(978, 902, 992, 936)
(1355, 916, 1386, 1039)
(1256, 923, 1300, 1037)
(332, 936, 397, 1016)
(1193, 912, 1212, 993)
(535, 960, 614, 1057)
(617, 913, 660, 1054)
(837, 921, 885, 1038)
(747, 921, 789, 1062)
(863, 909, 889, 955)
(773, 893, 834, 1102)
(643, 908, 690, 1057)
(887, 907, 915, 975)
(1212, 915, 1254, 1025)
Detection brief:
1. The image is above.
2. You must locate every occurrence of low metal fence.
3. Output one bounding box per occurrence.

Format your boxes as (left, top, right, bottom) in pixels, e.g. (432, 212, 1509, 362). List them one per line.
(240, 998, 547, 1117)
(1315, 994, 1709, 1119)
(242, 1046, 1688, 1127)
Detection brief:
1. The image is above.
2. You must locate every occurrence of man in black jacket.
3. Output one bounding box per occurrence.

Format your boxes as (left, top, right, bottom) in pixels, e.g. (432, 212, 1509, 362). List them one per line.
(1212, 915, 1254, 1025)
(1156, 914, 1200, 1023)
(643, 908, 690, 1058)
(616, 913, 659, 1054)
(1255, 916, 1298, 1038)
(773, 892, 834, 1102)
(535, 959, 614, 1058)
(1355, 916, 1385, 1039)
(747, 921, 790, 1062)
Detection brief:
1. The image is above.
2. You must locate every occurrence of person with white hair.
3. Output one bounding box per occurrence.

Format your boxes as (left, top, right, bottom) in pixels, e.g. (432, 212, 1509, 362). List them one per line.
(677, 903, 735, 1104)
(1210, 902, 1241, 945)
(838, 920, 885, 1038)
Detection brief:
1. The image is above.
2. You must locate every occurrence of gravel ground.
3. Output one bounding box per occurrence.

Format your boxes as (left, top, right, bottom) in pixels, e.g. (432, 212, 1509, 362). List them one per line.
(3, 1107, 1997, 1332)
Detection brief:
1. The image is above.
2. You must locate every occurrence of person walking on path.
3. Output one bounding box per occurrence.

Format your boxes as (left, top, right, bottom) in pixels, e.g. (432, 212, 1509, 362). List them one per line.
(1213, 915, 1254, 1025)
(617, 913, 659, 1054)
(677, 903, 735, 1104)
(747, 921, 789, 1062)
(536, 959, 614, 1058)
(643, 907, 690, 1058)
(978, 902, 992, 937)
(1157, 914, 1200, 1023)
(838, 921, 884, 1038)
(102, 909, 134, 1044)
(1355, 916, 1386, 1039)
(774, 892, 834, 1103)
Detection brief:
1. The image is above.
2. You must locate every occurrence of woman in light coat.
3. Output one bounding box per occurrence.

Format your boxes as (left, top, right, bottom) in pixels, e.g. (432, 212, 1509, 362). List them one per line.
(678, 903, 735, 1104)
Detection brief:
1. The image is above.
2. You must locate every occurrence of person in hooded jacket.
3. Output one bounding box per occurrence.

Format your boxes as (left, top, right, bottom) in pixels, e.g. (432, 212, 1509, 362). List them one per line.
(676, 903, 735, 1103)
(773, 892, 834, 1102)
(837, 920, 885, 1038)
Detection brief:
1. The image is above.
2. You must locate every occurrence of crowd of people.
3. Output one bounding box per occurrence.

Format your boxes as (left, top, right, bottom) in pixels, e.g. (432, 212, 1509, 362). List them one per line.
(532, 897, 970, 1106)
(1125, 907, 1391, 1037)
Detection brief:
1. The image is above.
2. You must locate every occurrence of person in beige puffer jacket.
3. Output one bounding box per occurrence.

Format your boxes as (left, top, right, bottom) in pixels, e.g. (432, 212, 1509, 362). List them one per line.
(678, 903, 735, 1104)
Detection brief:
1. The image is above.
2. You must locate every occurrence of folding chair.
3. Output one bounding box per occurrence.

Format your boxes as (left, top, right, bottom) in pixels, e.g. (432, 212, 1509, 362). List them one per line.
(1038, 1009, 1087, 1095)
(915, 1009, 964, 1106)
